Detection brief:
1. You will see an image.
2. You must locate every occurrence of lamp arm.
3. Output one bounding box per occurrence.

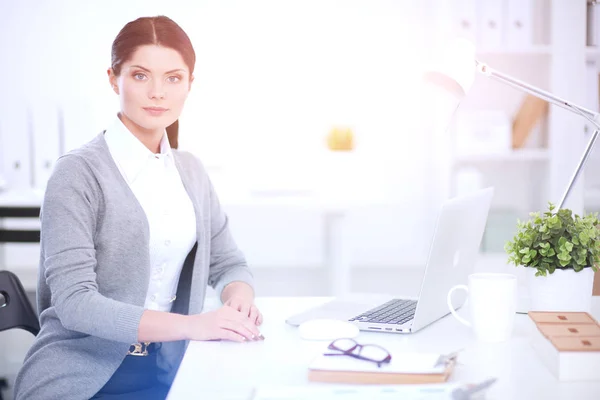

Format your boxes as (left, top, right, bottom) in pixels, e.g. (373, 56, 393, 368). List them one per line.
(475, 60, 600, 129)
(475, 60, 600, 210)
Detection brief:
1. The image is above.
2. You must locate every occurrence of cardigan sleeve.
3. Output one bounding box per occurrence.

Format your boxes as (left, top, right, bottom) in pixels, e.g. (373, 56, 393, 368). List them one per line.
(41, 154, 145, 343)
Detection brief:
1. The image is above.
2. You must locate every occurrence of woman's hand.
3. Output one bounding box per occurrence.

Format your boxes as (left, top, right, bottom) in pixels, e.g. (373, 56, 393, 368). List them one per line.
(186, 306, 262, 342)
(221, 281, 263, 326)
(224, 295, 263, 326)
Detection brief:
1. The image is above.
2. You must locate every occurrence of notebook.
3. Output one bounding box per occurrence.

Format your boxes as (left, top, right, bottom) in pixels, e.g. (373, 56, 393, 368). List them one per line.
(308, 351, 456, 384)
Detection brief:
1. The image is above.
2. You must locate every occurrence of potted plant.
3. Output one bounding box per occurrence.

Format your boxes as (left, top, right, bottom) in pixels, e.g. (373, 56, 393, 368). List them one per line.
(505, 202, 600, 312)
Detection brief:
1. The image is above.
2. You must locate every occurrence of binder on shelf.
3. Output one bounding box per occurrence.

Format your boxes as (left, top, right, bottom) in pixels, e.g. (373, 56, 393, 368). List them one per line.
(478, 1, 504, 50)
(506, 0, 533, 49)
(0, 99, 32, 190)
(451, 0, 478, 45)
(308, 351, 455, 384)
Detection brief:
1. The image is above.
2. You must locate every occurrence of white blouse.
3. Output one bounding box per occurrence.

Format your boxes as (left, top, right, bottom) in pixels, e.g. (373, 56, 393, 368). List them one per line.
(104, 116, 197, 312)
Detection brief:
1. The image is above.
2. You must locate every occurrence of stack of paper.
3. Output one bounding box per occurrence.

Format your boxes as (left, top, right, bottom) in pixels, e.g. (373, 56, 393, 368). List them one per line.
(308, 352, 455, 384)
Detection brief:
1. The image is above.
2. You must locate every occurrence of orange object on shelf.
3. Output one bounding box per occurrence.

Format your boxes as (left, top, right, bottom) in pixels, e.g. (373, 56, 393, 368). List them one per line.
(327, 126, 355, 151)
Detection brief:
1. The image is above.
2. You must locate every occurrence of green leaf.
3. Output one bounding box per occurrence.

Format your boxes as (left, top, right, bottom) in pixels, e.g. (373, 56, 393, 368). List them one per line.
(529, 249, 537, 258)
(565, 241, 574, 252)
(504, 203, 600, 274)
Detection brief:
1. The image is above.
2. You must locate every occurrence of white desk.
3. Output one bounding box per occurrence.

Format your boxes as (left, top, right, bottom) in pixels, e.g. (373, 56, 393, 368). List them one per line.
(167, 297, 600, 400)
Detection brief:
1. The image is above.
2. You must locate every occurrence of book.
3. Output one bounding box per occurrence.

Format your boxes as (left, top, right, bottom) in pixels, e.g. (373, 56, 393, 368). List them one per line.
(308, 351, 455, 385)
(511, 94, 549, 149)
(528, 311, 600, 381)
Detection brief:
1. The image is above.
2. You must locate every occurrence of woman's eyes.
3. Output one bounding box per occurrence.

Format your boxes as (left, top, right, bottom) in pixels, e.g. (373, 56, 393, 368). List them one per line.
(133, 73, 181, 83)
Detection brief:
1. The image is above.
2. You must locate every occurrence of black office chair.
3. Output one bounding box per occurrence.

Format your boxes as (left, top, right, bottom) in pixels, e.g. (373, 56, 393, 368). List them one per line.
(0, 205, 41, 399)
(0, 270, 39, 400)
(0, 270, 39, 336)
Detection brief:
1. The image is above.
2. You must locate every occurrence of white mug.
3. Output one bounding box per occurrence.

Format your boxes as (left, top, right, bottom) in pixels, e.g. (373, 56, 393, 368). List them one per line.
(447, 273, 517, 343)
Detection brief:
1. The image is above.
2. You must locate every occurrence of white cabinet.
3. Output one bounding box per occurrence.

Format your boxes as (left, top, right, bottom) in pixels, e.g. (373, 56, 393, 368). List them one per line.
(224, 205, 324, 268)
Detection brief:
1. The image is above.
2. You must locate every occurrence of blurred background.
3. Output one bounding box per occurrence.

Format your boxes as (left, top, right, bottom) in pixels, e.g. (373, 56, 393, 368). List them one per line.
(1, 0, 599, 397)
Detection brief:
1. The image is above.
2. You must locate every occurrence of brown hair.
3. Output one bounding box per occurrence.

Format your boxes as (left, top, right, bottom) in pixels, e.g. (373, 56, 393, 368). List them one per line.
(111, 16, 195, 149)
(166, 119, 179, 149)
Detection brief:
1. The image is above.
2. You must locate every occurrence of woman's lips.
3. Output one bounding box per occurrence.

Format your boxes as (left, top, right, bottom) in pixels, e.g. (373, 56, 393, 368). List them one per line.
(143, 107, 169, 116)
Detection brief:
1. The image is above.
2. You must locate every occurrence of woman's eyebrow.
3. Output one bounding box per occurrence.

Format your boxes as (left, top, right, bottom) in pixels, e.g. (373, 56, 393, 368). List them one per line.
(165, 68, 186, 74)
(130, 65, 186, 74)
(130, 65, 151, 72)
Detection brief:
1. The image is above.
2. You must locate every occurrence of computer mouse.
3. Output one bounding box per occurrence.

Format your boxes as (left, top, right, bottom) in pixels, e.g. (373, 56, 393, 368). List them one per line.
(298, 318, 360, 341)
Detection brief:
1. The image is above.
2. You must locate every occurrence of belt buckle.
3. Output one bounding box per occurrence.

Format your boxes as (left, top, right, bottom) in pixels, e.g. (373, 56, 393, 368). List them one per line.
(128, 342, 151, 356)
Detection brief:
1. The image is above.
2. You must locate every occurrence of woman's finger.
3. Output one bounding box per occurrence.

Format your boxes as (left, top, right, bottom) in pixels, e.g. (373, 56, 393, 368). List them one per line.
(240, 303, 251, 318)
(234, 312, 261, 337)
(221, 306, 261, 337)
(248, 305, 259, 324)
(219, 328, 246, 343)
(225, 299, 242, 311)
(256, 311, 264, 326)
(219, 319, 257, 341)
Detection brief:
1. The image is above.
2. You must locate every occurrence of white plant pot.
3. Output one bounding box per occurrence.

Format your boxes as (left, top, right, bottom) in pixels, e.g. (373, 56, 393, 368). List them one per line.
(527, 267, 595, 312)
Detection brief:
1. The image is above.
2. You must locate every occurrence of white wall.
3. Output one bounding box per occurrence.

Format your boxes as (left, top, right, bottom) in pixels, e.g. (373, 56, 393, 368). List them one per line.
(0, 0, 561, 278)
(1, 0, 445, 276)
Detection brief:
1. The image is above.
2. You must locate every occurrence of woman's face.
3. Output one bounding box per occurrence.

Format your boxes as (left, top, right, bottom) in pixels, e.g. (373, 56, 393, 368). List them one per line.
(108, 45, 193, 133)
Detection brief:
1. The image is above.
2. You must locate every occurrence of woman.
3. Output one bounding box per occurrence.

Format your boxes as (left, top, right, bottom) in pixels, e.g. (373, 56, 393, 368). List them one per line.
(14, 15, 263, 400)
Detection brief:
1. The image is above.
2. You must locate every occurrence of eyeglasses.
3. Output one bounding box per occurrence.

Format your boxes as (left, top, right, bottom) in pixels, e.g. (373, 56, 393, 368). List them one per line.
(324, 338, 392, 368)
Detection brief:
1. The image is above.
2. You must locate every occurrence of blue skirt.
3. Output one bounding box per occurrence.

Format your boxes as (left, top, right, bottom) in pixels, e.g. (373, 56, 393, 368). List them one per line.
(90, 344, 170, 400)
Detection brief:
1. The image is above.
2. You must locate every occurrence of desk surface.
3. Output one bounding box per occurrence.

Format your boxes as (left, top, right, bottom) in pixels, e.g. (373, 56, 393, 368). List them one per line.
(167, 297, 600, 400)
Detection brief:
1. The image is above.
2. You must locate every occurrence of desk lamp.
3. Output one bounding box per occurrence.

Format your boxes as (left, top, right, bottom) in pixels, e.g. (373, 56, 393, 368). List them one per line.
(424, 39, 600, 210)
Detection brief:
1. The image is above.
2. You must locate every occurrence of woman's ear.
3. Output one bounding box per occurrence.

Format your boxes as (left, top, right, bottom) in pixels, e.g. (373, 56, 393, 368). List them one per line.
(188, 74, 194, 91)
(107, 68, 119, 94)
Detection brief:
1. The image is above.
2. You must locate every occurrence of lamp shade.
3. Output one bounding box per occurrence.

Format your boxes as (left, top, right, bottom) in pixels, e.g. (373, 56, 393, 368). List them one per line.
(423, 38, 476, 99)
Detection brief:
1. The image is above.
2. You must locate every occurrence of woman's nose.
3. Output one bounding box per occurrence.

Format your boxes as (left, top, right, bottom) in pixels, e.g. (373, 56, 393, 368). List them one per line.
(149, 80, 166, 100)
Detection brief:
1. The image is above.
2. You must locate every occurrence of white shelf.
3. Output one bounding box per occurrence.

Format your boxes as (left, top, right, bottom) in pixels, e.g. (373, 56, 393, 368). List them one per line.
(477, 46, 552, 57)
(454, 149, 549, 164)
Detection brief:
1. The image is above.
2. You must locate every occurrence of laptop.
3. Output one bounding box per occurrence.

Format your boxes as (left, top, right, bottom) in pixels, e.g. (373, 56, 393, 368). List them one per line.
(285, 187, 494, 334)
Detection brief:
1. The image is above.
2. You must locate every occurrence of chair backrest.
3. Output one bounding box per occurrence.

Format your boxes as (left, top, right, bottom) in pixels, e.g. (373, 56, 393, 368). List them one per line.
(0, 270, 40, 336)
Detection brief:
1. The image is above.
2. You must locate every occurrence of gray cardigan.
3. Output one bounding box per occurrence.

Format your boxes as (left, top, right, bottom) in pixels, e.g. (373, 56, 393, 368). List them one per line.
(14, 133, 254, 400)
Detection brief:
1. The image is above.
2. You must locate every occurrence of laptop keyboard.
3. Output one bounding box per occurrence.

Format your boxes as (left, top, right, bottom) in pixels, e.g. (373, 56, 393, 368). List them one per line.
(348, 299, 417, 325)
